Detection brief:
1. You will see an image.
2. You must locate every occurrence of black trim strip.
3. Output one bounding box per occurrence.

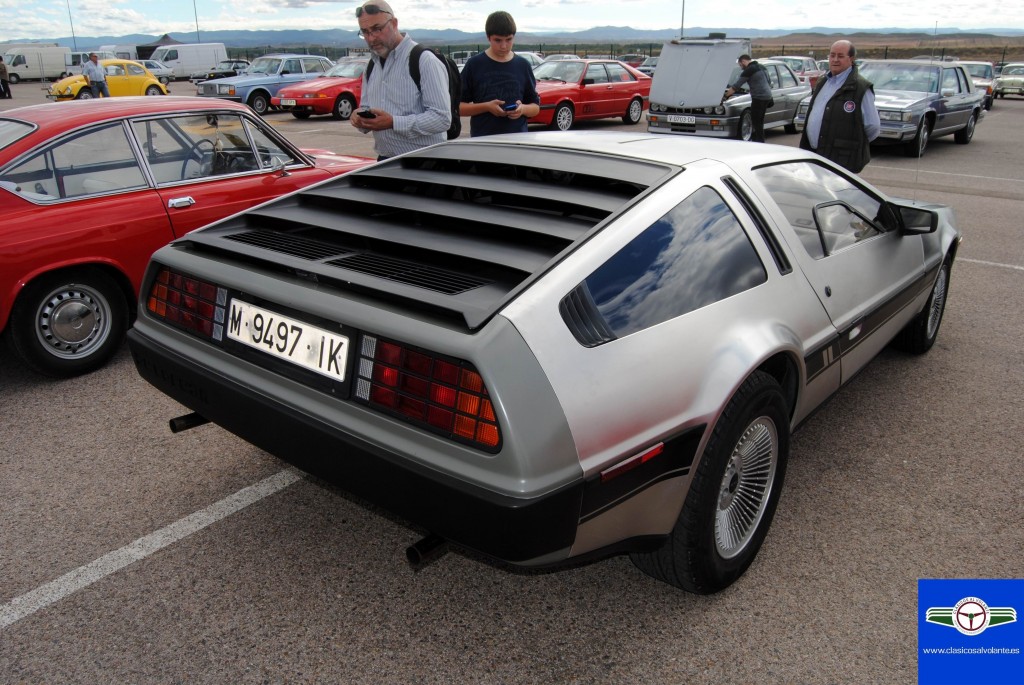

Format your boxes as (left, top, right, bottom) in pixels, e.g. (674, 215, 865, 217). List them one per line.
(579, 427, 703, 523)
(803, 264, 938, 382)
(722, 175, 793, 275)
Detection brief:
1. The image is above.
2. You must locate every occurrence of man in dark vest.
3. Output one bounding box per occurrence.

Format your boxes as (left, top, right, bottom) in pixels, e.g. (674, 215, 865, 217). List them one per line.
(799, 40, 880, 173)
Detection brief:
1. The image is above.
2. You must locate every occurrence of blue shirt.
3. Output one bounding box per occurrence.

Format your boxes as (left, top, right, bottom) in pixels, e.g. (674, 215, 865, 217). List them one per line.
(805, 66, 881, 149)
(360, 35, 451, 158)
(460, 52, 540, 137)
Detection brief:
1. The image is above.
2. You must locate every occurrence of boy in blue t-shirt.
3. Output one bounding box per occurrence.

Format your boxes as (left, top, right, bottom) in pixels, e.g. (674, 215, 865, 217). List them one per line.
(459, 11, 541, 137)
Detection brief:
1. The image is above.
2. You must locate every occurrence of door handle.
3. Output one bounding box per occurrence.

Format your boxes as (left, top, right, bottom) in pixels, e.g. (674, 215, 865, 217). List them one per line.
(168, 196, 195, 209)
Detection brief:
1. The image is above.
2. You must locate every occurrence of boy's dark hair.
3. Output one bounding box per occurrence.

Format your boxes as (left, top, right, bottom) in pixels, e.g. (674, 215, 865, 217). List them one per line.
(485, 11, 517, 37)
(738, 54, 752, 62)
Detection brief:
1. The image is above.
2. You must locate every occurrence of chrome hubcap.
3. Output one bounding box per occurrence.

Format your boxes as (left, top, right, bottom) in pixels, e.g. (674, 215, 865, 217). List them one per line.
(926, 267, 948, 339)
(715, 416, 778, 559)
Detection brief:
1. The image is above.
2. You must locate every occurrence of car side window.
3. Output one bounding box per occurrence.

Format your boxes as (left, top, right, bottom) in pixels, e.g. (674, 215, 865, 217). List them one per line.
(243, 120, 297, 169)
(282, 59, 302, 74)
(941, 68, 961, 93)
(585, 64, 609, 84)
(127, 64, 145, 76)
(579, 186, 767, 337)
(955, 68, 971, 92)
(606, 62, 635, 83)
(302, 58, 326, 74)
(765, 65, 781, 88)
(0, 123, 147, 200)
(754, 161, 883, 259)
(106, 65, 126, 77)
(132, 114, 259, 184)
(778, 66, 798, 88)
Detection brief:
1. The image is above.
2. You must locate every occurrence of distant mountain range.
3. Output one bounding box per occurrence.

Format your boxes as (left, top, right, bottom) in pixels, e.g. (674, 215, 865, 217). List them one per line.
(5, 25, 1024, 50)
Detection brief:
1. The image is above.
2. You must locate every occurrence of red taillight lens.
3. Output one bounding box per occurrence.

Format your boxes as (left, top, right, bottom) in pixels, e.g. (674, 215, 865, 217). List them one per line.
(354, 335, 501, 452)
(146, 267, 228, 341)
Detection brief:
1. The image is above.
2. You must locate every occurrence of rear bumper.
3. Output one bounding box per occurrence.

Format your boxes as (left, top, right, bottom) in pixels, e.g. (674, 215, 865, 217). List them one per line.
(127, 328, 584, 564)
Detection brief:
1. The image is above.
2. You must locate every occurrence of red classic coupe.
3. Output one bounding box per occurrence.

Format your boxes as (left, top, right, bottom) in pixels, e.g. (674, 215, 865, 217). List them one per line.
(271, 60, 366, 120)
(0, 97, 371, 377)
(530, 59, 652, 131)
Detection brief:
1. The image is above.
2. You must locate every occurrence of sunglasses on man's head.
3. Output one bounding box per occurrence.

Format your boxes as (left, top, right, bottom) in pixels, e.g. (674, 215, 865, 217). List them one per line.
(355, 4, 392, 17)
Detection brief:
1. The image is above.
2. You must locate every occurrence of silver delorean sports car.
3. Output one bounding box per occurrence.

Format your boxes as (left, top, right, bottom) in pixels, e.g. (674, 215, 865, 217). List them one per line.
(128, 132, 960, 593)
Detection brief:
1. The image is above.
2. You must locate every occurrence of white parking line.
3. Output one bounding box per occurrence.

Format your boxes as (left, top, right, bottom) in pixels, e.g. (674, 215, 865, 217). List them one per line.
(869, 166, 1021, 183)
(961, 257, 1024, 272)
(0, 468, 303, 630)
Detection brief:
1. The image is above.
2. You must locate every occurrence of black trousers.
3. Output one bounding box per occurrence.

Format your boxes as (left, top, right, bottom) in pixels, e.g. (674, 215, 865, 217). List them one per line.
(750, 98, 769, 143)
(0, 79, 10, 99)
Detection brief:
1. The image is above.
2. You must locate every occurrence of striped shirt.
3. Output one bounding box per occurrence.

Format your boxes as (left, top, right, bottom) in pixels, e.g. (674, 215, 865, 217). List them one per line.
(360, 36, 451, 158)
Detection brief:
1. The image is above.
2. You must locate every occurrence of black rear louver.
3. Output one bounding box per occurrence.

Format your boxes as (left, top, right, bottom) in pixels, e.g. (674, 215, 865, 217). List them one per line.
(559, 284, 617, 347)
(183, 142, 677, 329)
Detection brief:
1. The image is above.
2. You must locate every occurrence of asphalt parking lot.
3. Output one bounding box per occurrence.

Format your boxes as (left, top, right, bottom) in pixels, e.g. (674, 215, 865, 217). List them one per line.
(2, 82, 1022, 684)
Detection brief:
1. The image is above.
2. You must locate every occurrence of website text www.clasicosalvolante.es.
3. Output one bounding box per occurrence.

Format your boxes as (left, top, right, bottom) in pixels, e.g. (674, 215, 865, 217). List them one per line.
(921, 646, 1020, 655)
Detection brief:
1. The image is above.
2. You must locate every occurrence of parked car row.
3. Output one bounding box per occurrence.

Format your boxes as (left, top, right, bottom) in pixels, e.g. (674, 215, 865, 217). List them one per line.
(794, 59, 985, 158)
(45, 59, 169, 100)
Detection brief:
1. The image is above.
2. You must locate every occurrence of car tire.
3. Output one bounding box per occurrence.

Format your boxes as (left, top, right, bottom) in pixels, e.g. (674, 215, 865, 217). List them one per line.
(903, 119, 930, 158)
(8, 73, 19, 84)
(332, 94, 357, 120)
(893, 258, 950, 355)
(737, 110, 753, 141)
(8, 268, 128, 377)
(248, 92, 270, 115)
(145, 85, 163, 96)
(622, 98, 643, 125)
(630, 370, 789, 593)
(550, 103, 574, 131)
(75, 89, 93, 100)
(784, 122, 798, 134)
(291, 111, 312, 120)
(159, 77, 169, 84)
(954, 111, 977, 144)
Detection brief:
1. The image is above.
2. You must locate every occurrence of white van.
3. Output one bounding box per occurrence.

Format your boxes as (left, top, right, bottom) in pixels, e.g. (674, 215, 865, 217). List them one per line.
(99, 44, 138, 60)
(63, 51, 116, 78)
(1, 45, 71, 82)
(150, 43, 228, 80)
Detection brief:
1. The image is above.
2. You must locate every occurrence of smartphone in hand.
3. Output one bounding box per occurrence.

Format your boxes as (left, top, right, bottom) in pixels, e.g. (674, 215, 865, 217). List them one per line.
(356, 108, 377, 119)
(502, 103, 518, 111)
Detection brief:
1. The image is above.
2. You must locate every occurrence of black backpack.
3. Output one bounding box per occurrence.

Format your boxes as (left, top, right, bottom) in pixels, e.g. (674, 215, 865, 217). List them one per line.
(365, 45, 462, 140)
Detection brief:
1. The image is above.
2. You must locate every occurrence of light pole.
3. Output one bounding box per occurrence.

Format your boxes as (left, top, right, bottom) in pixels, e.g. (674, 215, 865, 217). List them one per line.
(193, 0, 201, 43)
(65, 0, 78, 51)
(679, 0, 685, 38)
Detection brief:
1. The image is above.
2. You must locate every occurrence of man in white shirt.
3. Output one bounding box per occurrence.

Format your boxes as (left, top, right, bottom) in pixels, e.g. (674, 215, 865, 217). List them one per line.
(81, 53, 110, 98)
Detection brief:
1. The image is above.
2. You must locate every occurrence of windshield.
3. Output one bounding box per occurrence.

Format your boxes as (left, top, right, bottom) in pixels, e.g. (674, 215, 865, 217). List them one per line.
(859, 63, 940, 93)
(1003, 65, 1024, 75)
(326, 61, 365, 78)
(964, 64, 993, 79)
(534, 61, 584, 82)
(247, 58, 281, 75)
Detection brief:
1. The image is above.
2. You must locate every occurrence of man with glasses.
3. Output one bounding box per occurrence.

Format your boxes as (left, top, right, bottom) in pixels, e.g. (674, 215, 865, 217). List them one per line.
(82, 53, 111, 98)
(799, 40, 880, 173)
(351, 0, 451, 159)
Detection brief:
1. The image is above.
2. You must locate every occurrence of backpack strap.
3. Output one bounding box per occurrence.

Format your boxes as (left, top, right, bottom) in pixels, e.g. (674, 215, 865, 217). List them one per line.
(408, 43, 425, 91)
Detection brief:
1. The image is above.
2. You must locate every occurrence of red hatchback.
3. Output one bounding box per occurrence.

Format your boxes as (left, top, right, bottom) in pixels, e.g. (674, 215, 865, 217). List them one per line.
(530, 59, 651, 131)
(0, 97, 371, 377)
(272, 60, 366, 120)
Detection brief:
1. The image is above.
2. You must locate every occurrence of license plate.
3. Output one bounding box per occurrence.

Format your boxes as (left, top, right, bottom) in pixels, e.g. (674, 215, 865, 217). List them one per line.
(667, 115, 696, 124)
(227, 299, 349, 381)
(280, 98, 296, 106)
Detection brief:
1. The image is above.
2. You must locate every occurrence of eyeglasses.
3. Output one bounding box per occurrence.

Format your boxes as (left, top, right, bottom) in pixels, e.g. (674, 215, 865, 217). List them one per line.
(358, 20, 392, 39)
(355, 4, 392, 17)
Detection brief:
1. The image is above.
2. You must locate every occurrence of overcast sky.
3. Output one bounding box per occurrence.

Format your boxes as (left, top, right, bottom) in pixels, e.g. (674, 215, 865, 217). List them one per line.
(2, 0, 1021, 43)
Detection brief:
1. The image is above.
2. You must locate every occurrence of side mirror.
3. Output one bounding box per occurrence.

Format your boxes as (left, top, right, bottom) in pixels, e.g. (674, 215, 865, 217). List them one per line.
(581, 78, 594, 86)
(891, 201, 938, 234)
(280, 70, 291, 75)
(941, 88, 955, 97)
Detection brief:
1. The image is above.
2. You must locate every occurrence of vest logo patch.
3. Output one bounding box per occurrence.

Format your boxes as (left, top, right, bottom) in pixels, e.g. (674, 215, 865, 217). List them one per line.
(844, 100, 857, 113)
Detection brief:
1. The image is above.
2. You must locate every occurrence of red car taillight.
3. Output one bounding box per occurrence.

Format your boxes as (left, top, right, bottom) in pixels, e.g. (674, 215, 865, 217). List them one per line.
(355, 335, 502, 452)
(146, 267, 227, 341)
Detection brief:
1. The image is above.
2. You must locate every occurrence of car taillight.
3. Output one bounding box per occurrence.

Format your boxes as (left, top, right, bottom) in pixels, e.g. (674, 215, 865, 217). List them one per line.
(354, 335, 501, 452)
(146, 267, 228, 341)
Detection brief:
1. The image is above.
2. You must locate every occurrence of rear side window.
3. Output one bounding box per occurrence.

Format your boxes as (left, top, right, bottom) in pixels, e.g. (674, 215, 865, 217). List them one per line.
(582, 186, 766, 337)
